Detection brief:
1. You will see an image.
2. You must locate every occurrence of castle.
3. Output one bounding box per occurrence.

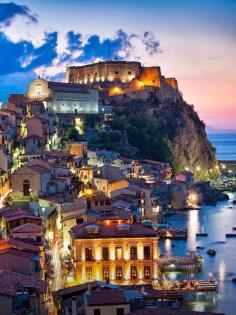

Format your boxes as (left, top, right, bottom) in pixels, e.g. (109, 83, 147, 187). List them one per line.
(66, 60, 180, 102)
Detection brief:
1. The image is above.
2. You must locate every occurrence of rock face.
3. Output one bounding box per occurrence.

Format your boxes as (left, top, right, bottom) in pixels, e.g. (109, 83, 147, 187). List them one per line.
(109, 92, 217, 172)
(152, 101, 217, 170)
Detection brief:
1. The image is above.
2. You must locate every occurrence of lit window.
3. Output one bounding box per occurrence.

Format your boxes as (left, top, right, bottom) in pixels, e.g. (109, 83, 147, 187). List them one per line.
(102, 247, 109, 260)
(116, 267, 122, 280)
(116, 247, 123, 260)
(86, 267, 92, 280)
(85, 248, 92, 261)
(144, 266, 150, 279)
(103, 267, 109, 280)
(130, 246, 137, 260)
(144, 246, 150, 259)
(131, 266, 137, 279)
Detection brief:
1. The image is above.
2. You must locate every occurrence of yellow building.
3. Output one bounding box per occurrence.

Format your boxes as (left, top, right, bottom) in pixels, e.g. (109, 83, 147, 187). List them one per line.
(70, 216, 160, 286)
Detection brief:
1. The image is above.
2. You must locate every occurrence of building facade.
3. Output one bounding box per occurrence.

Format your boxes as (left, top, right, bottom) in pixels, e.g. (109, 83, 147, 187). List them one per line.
(70, 216, 160, 285)
(25, 79, 99, 114)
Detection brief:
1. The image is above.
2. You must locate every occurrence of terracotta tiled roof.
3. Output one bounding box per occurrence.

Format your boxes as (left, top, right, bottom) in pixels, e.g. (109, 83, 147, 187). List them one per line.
(0, 269, 47, 293)
(28, 164, 50, 174)
(0, 280, 16, 296)
(46, 150, 73, 158)
(0, 208, 41, 222)
(0, 238, 40, 253)
(0, 247, 36, 259)
(86, 290, 128, 306)
(11, 223, 43, 234)
(52, 281, 98, 302)
(71, 222, 157, 239)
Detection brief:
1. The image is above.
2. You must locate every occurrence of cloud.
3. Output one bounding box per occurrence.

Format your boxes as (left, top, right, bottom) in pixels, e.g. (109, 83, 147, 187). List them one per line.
(0, 31, 58, 76)
(143, 31, 161, 55)
(0, 3, 162, 102)
(0, 2, 37, 27)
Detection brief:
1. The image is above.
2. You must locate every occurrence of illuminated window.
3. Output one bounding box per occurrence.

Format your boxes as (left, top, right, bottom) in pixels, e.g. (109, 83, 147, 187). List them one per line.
(130, 246, 137, 260)
(131, 266, 137, 279)
(85, 248, 92, 261)
(144, 246, 150, 259)
(102, 247, 109, 260)
(86, 267, 92, 280)
(103, 267, 109, 280)
(116, 267, 122, 280)
(116, 247, 123, 260)
(144, 266, 150, 279)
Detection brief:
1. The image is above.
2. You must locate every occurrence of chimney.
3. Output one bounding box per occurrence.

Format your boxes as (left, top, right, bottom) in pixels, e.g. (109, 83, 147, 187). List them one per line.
(72, 296, 77, 315)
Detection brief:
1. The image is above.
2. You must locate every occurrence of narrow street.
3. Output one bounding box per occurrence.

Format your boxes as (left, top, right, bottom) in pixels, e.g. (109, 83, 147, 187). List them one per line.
(47, 238, 62, 315)
(52, 239, 62, 291)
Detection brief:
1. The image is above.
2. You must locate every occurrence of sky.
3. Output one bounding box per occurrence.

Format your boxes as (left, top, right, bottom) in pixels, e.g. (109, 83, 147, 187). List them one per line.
(0, 0, 235, 131)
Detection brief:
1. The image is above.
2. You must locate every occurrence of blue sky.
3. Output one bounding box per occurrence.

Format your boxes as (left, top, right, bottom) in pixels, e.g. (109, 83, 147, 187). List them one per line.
(0, 0, 235, 130)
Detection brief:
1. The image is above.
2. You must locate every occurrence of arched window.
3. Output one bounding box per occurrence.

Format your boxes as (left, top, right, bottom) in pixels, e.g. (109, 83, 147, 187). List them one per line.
(23, 179, 30, 196)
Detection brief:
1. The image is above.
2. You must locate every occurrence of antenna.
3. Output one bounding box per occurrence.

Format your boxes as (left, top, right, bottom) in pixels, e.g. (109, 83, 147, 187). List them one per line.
(108, 42, 112, 61)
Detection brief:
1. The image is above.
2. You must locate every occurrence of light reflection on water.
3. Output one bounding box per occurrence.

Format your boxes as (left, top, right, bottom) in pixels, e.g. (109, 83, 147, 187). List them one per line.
(159, 192, 236, 315)
(187, 210, 200, 250)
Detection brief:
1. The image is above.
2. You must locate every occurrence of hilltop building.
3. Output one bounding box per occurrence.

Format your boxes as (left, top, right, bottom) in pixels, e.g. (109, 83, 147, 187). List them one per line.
(66, 60, 180, 101)
(25, 78, 99, 114)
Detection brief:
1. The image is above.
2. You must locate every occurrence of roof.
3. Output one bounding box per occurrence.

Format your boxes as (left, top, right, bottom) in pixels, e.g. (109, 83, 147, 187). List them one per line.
(85, 290, 128, 306)
(11, 223, 43, 234)
(127, 309, 225, 315)
(68, 60, 141, 69)
(48, 81, 91, 94)
(71, 222, 157, 239)
(0, 208, 41, 222)
(53, 281, 98, 302)
(0, 280, 16, 296)
(0, 247, 36, 260)
(0, 269, 47, 293)
(46, 150, 73, 159)
(28, 164, 50, 174)
(0, 238, 40, 253)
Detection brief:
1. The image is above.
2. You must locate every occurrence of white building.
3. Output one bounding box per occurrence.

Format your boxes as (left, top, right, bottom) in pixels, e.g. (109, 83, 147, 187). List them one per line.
(25, 78, 99, 114)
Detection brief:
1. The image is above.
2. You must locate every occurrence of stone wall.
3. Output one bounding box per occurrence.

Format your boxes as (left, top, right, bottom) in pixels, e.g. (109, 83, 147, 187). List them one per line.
(67, 61, 141, 84)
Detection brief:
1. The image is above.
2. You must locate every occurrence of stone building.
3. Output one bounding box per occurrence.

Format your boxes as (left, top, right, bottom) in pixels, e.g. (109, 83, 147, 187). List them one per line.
(66, 60, 179, 95)
(67, 61, 141, 84)
(25, 78, 98, 114)
(70, 215, 159, 285)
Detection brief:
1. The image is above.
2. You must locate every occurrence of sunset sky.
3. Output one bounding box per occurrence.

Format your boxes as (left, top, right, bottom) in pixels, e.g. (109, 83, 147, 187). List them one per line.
(0, 0, 235, 131)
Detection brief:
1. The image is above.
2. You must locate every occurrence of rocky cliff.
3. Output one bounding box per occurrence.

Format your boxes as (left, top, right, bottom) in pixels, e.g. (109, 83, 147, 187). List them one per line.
(107, 92, 217, 176)
(152, 101, 217, 171)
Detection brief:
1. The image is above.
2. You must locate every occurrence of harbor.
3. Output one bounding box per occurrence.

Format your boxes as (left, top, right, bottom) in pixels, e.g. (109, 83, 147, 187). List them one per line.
(158, 191, 236, 315)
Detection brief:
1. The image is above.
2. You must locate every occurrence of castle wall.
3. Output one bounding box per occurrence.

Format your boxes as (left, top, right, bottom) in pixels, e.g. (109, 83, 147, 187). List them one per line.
(67, 61, 142, 84)
(139, 66, 161, 87)
(165, 77, 178, 89)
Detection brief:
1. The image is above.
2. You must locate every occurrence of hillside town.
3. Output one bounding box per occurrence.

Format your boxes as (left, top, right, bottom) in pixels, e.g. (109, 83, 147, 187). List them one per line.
(0, 60, 234, 315)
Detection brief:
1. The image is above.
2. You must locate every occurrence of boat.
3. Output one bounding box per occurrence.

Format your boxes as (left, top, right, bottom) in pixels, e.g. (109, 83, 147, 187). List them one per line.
(207, 249, 216, 256)
(196, 233, 208, 237)
(226, 234, 236, 237)
(196, 246, 204, 250)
